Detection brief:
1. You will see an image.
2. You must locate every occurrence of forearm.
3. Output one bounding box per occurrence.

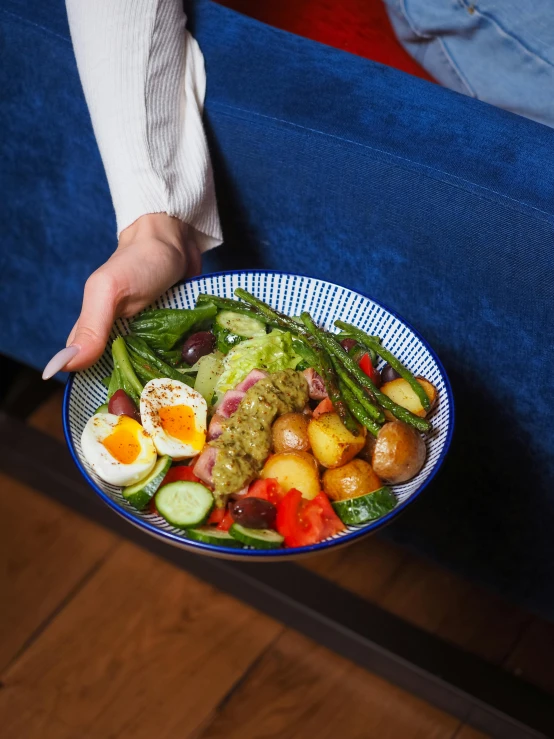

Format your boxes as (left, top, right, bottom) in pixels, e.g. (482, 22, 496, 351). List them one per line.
(66, 0, 222, 251)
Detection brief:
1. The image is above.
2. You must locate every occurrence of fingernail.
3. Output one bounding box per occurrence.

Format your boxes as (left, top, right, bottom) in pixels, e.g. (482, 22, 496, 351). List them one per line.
(42, 345, 80, 380)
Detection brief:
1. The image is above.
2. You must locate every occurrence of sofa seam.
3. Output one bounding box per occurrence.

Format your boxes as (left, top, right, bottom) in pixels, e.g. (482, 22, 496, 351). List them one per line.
(207, 101, 554, 224)
(0, 9, 72, 47)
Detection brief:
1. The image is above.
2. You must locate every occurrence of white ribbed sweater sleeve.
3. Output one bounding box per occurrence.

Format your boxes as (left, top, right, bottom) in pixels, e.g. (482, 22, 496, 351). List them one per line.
(65, 0, 222, 251)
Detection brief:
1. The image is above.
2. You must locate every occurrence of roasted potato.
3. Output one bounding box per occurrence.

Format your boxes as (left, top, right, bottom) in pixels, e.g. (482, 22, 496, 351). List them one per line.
(372, 421, 426, 483)
(323, 459, 382, 501)
(308, 412, 366, 469)
(272, 412, 311, 454)
(381, 377, 438, 418)
(261, 451, 320, 499)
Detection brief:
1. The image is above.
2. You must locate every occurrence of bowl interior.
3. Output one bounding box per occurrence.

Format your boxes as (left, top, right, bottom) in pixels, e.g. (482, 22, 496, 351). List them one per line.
(64, 271, 453, 559)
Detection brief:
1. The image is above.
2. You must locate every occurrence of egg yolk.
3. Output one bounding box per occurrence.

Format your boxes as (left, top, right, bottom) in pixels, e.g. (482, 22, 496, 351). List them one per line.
(102, 416, 141, 464)
(158, 404, 204, 449)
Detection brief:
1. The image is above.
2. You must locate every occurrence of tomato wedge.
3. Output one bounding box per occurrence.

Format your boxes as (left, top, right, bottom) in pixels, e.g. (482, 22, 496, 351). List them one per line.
(313, 397, 334, 418)
(246, 478, 283, 505)
(276, 488, 345, 548)
(206, 506, 234, 531)
(161, 465, 201, 486)
(359, 353, 381, 387)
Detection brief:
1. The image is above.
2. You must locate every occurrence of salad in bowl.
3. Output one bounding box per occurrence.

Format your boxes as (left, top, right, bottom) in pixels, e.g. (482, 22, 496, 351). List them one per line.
(65, 272, 453, 558)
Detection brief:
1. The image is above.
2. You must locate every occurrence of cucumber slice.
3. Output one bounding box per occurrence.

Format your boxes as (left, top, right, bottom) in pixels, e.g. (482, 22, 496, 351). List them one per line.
(215, 310, 266, 339)
(229, 524, 284, 549)
(155, 481, 214, 528)
(194, 352, 224, 403)
(123, 455, 172, 510)
(187, 527, 244, 547)
(332, 486, 396, 525)
(95, 403, 109, 414)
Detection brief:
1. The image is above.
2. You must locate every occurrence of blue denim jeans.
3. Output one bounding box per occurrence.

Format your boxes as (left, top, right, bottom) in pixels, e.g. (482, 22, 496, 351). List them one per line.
(384, 0, 554, 128)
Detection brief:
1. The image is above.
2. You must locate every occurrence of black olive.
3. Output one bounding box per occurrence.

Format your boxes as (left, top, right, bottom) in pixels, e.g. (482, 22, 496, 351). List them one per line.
(230, 497, 277, 529)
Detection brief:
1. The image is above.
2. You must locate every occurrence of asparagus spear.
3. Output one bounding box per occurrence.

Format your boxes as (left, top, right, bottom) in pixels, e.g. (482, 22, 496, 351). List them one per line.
(335, 321, 431, 412)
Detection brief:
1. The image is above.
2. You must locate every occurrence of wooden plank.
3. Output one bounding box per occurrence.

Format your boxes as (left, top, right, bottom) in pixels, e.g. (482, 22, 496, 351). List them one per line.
(0, 471, 116, 672)
(302, 535, 407, 602)
(27, 388, 65, 443)
(196, 629, 464, 739)
(0, 540, 283, 739)
(504, 618, 554, 695)
(454, 727, 491, 739)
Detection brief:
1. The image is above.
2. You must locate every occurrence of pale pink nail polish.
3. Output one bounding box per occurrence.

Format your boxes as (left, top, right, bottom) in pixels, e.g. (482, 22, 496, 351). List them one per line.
(42, 345, 80, 380)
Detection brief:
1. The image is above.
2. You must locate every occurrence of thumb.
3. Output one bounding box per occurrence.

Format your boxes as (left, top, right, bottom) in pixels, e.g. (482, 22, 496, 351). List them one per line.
(42, 271, 118, 379)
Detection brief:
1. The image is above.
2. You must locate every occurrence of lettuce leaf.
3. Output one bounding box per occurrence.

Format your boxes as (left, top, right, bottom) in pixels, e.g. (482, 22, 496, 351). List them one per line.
(215, 330, 301, 396)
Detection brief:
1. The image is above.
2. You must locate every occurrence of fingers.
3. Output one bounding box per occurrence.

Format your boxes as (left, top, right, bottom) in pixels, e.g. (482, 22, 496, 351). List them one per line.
(43, 270, 119, 378)
(66, 319, 78, 347)
(66, 270, 119, 371)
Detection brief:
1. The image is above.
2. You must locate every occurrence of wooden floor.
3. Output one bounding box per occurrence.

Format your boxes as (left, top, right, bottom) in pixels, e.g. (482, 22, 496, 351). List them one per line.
(1, 391, 553, 739)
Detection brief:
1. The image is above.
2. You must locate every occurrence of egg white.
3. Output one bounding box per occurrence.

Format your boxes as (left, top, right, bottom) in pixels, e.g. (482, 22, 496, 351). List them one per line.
(81, 412, 157, 486)
(140, 378, 207, 460)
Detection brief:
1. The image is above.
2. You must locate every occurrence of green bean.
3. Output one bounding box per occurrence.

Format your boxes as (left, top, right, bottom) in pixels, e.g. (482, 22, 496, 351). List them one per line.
(332, 359, 385, 423)
(318, 332, 431, 433)
(292, 337, 319, 367)
(338, 380, 381, 437)
(126, 348, 162, 385)
(125, 336, 194, 386)
(234, 288, 310, 337)
(299, 313, 360, 436)
(335, 321, 431, 412)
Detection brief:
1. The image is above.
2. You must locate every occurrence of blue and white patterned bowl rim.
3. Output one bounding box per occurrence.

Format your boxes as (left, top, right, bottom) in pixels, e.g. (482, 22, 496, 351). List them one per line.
(64, 270, 455, 560)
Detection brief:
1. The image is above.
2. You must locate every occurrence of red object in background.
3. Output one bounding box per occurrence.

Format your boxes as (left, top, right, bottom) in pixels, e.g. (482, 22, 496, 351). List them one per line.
(216, 0, 433, 81)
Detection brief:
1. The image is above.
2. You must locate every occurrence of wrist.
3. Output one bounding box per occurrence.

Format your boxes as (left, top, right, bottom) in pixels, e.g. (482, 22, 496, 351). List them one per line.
(119, 212, 189, 251)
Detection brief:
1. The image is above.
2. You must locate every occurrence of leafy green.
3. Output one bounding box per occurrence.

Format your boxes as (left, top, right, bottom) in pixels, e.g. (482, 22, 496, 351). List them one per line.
(213, 322, 244, 354)
(130, 304, 217, 351)
(215, 330, 301, 396)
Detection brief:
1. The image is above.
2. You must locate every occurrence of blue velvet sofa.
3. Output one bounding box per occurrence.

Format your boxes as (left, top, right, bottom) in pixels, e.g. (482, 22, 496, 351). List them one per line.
(1, 0, 553, 620)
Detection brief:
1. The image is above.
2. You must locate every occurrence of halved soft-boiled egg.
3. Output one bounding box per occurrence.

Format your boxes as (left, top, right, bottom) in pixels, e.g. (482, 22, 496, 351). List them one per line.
(81, 413, 157, 486)
(140, 378, 207, 460)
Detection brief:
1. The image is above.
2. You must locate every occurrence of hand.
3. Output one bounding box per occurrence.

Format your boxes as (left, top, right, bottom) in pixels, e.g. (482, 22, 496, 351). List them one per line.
(42, 213, 201, 378)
